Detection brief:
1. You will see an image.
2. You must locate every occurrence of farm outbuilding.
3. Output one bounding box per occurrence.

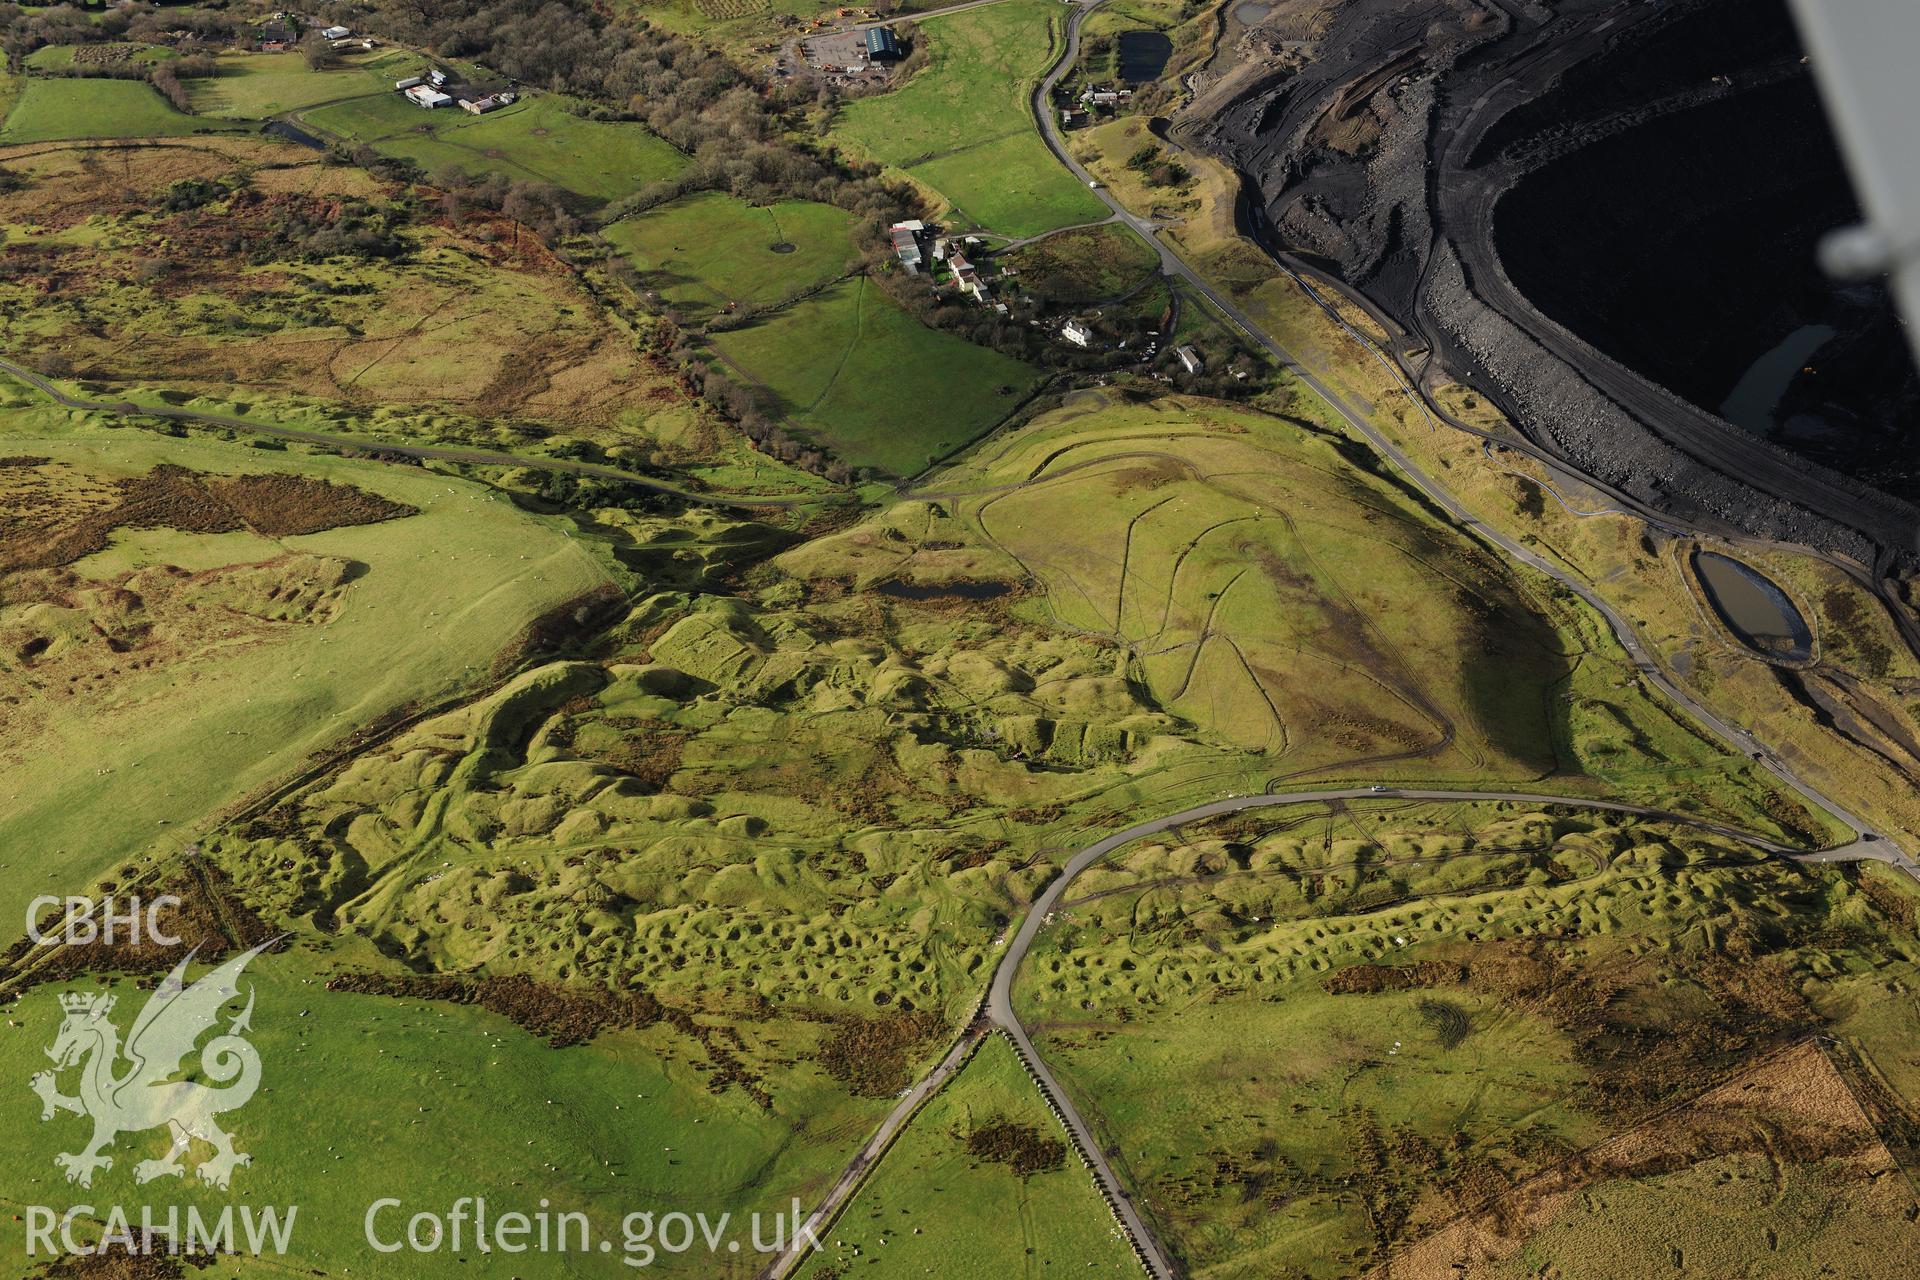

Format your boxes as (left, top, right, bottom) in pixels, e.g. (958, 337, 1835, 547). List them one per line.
(890, 219, 925, 273)
(865, 26, 902, 61)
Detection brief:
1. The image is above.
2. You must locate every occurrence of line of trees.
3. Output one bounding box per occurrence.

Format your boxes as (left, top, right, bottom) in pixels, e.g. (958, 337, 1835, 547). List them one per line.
(0, 2, 244, 66)
(151, 54, 218, 112)
(324, 0, 917, 229)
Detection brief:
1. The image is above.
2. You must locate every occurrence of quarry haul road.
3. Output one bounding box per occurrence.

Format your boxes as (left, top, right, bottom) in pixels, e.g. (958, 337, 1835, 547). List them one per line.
(0, 356, 830, 510)
(763, 785, 1881, 1280)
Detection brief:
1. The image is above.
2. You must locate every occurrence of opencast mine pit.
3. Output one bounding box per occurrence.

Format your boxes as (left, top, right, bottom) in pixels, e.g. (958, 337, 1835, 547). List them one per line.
(1187, 0, 1920, 564)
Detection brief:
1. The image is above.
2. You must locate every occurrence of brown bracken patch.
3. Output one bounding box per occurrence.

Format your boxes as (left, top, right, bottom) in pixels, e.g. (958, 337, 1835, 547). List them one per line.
(1323, 961, 1465, 995)
(0, 462, 415, 574)
(966, 1118, 1067, 1177)
(1372, 1040, 1902, 1280)
(324, 971, 662, 1048)
(812, 1009, 945, 1097)
(1, 860, 279, 990)
(28, 1236, 217, 1278)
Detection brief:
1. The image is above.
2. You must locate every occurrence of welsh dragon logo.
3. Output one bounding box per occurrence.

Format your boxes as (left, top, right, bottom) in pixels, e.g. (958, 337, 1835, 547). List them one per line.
(30, 942, 272, 1190)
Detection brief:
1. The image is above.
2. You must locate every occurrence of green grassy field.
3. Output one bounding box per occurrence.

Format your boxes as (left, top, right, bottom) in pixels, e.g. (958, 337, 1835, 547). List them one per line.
(0, 78, 215, 143)
(297, 85, 425, 140)
(709, 275, 1042, 475)
(0, 404, 610, 932)
(830, 0, 1107, 237)
(301, 91, 687, 203)
(935, 394, 1832, 842)
(796, 1034, 1141, 1278)
(0, 951, 884, 1276)
(1017, 806, 1920, 1277)
(185, 49, 414, 118)
(25, 43, 175, 72)
(1003, 221, 1160, 304)
(602, 192, 860, 318)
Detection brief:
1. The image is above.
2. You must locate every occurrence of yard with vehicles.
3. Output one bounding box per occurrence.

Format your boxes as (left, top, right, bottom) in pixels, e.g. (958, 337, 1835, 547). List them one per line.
(829, 0, 1108, 238)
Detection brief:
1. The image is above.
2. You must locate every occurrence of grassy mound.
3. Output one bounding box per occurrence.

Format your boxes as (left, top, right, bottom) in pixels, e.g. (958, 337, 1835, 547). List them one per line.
(943, 395, 1816, 834)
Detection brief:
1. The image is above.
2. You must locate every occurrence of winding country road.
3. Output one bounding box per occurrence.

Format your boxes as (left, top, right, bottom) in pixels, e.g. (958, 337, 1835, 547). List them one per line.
(762, 783, 1885, 1280)
(11, 28, 1910, 1272)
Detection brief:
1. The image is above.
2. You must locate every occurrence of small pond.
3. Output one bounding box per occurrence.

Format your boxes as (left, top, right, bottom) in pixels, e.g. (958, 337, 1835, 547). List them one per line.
(263, 120, 326, 150)
(1692, 550, 1813, 661)
(1117, 30, 1173, 84)
(1717, 323, 1835, 436)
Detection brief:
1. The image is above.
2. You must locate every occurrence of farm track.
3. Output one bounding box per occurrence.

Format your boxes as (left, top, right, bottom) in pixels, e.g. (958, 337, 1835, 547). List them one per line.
(967, 439, 1461, 773)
